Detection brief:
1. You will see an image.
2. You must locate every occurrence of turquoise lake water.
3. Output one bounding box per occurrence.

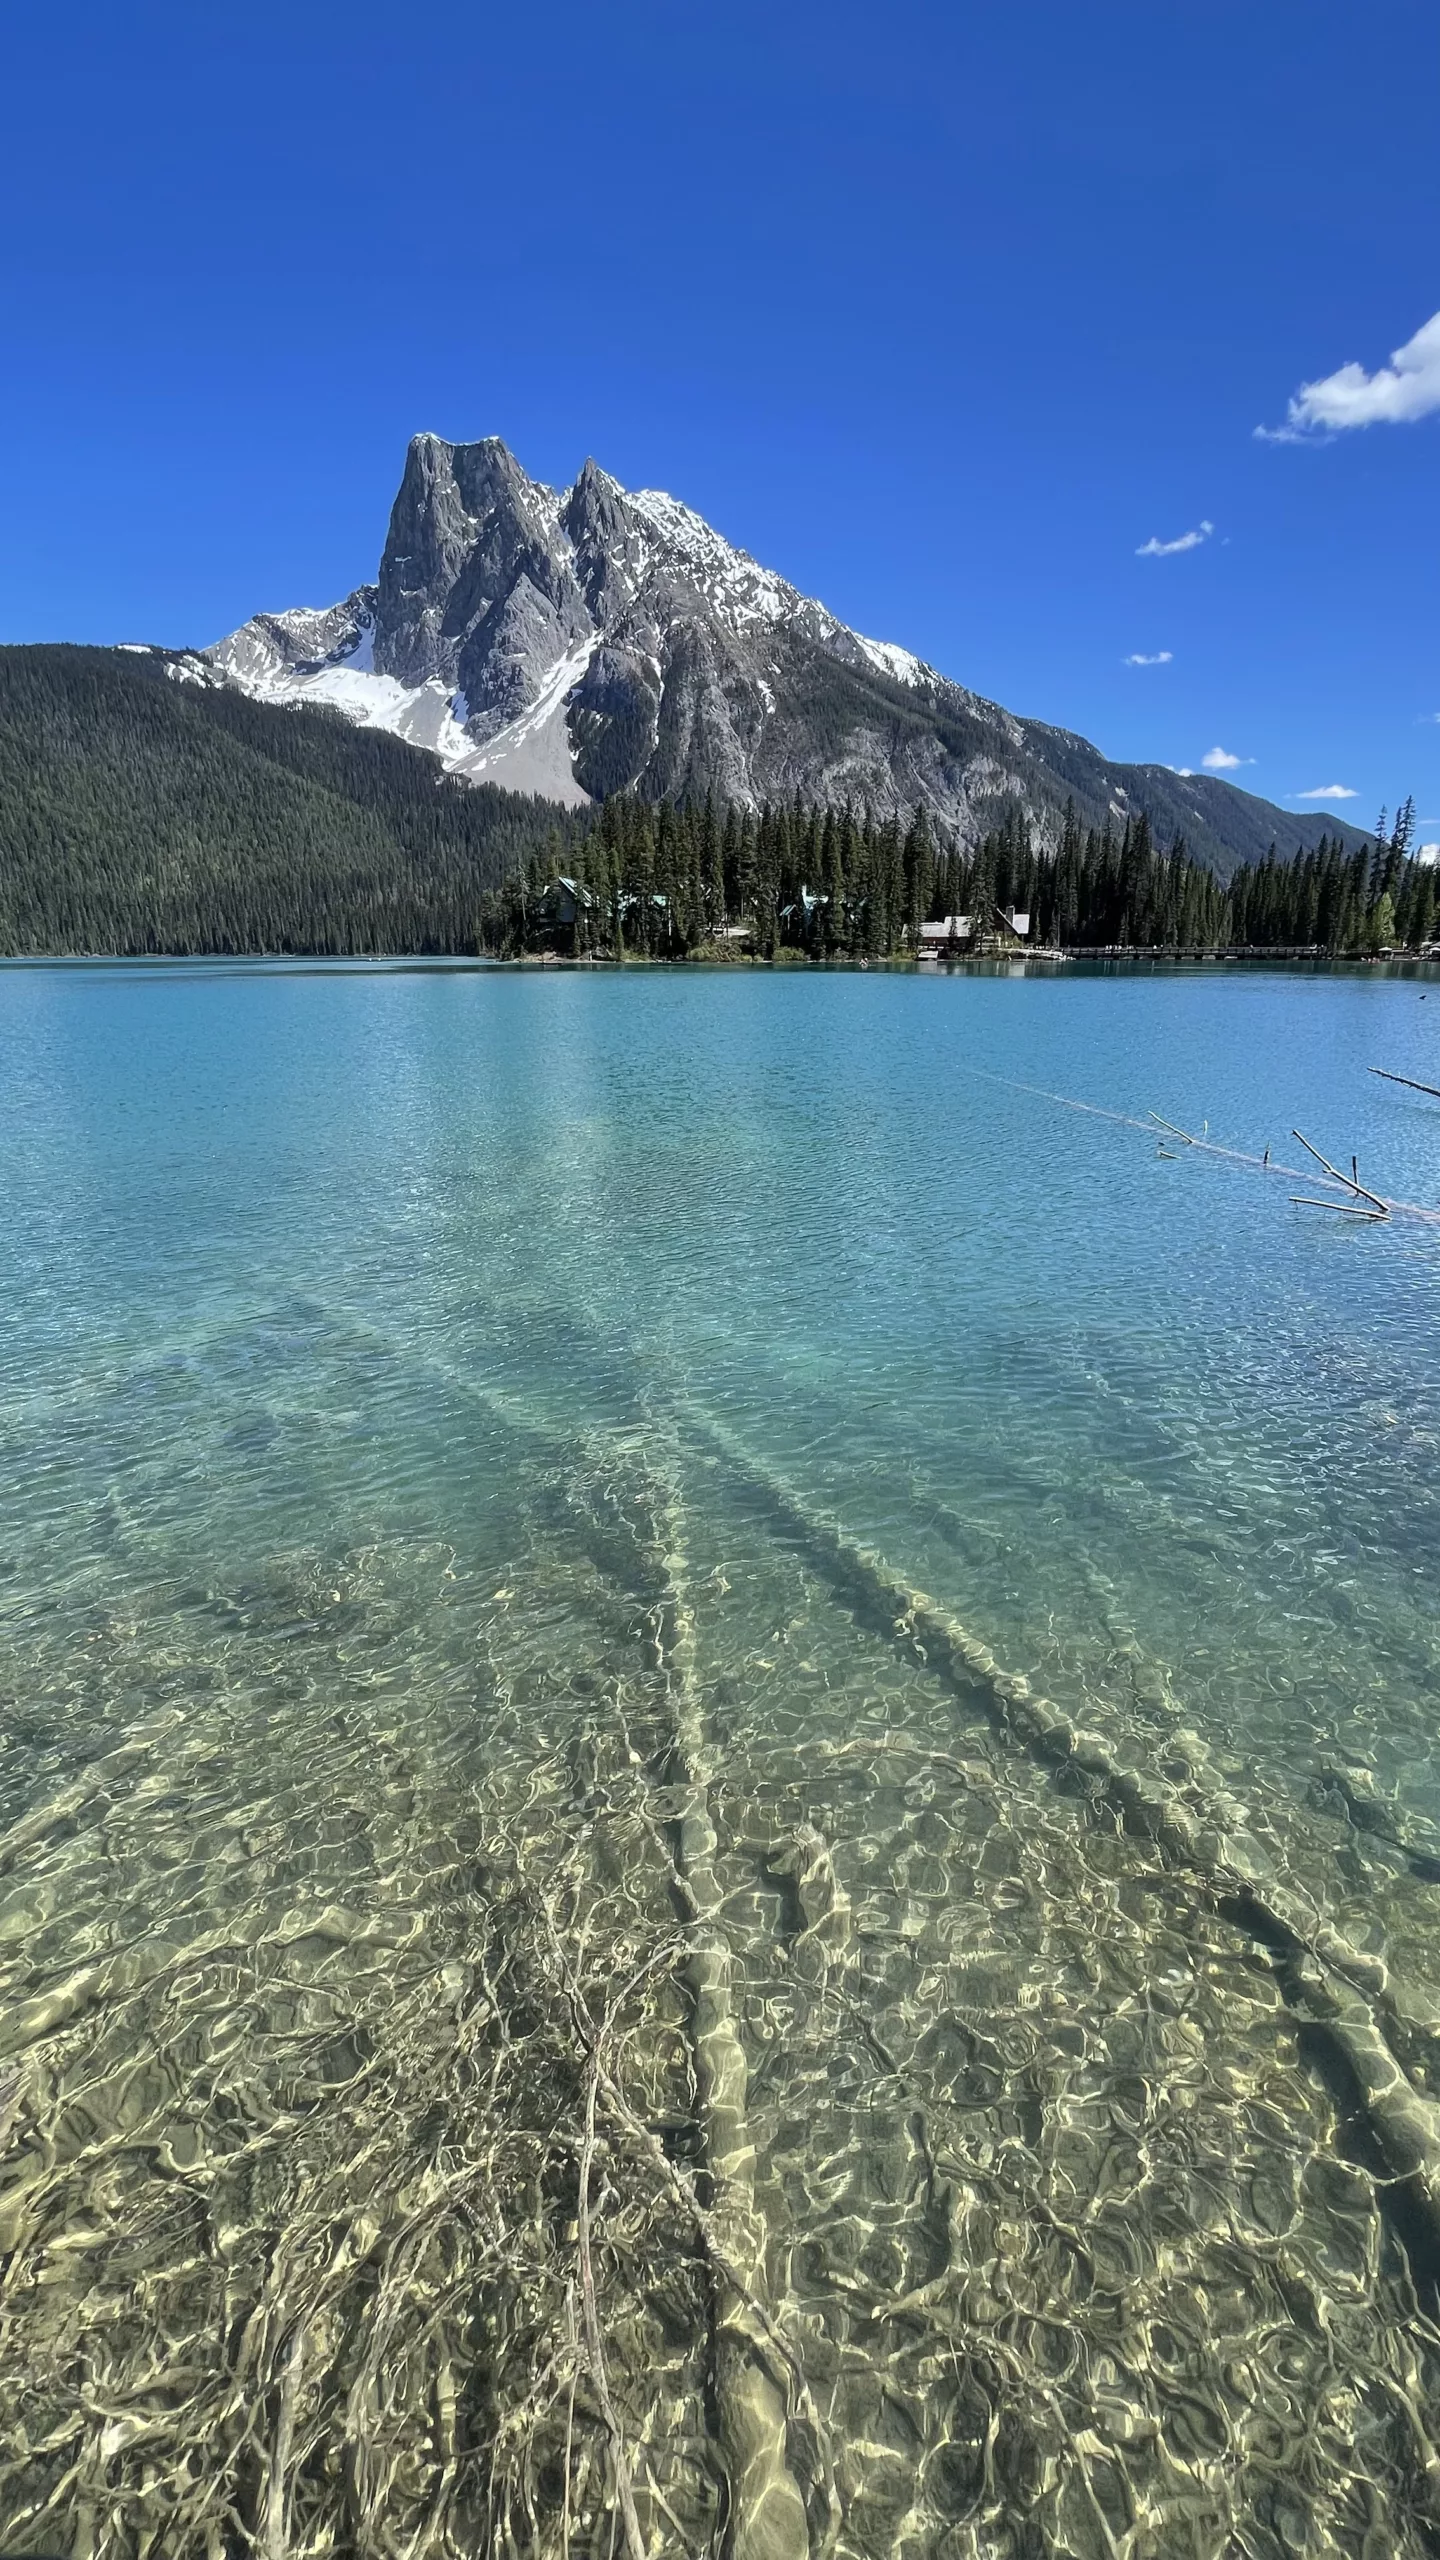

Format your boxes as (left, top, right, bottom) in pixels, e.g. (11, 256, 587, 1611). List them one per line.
(2, 958, 1440, 2558)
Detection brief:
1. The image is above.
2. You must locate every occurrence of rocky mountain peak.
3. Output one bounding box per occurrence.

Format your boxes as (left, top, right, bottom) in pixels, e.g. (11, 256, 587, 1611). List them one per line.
(562, 456, 630, 544)
(375, 433, 581, 696)
(205, 434, 1370, 877)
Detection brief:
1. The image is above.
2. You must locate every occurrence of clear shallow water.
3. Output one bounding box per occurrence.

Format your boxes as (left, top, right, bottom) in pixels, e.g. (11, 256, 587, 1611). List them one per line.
(2, 958, 1440, 2558)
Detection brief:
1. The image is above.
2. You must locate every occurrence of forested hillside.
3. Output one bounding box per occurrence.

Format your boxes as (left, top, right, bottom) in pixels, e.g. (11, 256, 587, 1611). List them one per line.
(2, 644, 1432, 960)
(0, 646, 589, 953)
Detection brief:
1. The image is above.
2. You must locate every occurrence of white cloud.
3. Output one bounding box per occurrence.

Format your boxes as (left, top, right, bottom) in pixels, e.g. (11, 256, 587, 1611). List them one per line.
(1137, 521, 1213, 557)
(1291, 784, 1359, 801)
(1418, 843, 1440, 865)
(1123, 649, 1173, 666)
(1202, 745, 1251, 771)
(1258, 309, 1440, 440)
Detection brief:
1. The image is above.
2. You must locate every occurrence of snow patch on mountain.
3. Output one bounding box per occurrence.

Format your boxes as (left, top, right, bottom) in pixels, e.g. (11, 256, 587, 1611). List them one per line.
(627, 488, 794, 632)
(223, 634, 473, 762)
(449, 640, 597, 805)
(297, 666, 474, 761)
(165, 653, 227, 690)
(853, 635, 926, 689)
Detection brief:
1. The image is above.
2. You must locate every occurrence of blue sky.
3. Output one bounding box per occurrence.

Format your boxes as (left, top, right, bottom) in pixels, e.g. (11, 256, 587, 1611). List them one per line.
(3, 0, 1438, 838)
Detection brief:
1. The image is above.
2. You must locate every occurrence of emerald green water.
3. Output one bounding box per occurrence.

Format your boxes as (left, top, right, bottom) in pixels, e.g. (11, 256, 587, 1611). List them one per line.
(2, 958, 1440, 2558)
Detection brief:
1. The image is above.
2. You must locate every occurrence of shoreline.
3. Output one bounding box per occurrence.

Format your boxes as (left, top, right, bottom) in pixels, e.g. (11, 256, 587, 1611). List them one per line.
(3, 945, 1437, 975)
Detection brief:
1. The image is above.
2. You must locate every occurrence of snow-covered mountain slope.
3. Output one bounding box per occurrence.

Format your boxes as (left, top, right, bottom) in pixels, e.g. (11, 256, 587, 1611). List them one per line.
(207, 434, 1367, 876)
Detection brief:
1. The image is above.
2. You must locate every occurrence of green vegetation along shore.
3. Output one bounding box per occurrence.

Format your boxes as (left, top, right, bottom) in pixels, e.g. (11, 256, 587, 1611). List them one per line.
(483, 793, 1437, 962)
(1, 643, 1433, 961)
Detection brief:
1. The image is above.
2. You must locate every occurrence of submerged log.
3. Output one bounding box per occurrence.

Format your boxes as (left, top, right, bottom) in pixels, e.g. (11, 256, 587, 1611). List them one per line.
(683, 1402, 1440, 2266)
(640, 1437, 813, 2560)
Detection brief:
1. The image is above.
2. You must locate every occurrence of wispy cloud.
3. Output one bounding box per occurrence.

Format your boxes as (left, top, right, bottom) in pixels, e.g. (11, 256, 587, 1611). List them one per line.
(1123, 650, 1173, 666)
(1201, 746, 1251, 771)
(1137, 521, 1213, 557)
(1258, 309, 1440, 440)
(1291, 784, 1359, 801)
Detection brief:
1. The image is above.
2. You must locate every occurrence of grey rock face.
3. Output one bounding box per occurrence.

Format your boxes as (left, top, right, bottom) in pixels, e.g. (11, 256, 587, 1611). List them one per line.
(211, 588, 377, 689)
(567, 645, 661, 799)
(209, 435, 1369, 877)
(376, 433, 589, 703)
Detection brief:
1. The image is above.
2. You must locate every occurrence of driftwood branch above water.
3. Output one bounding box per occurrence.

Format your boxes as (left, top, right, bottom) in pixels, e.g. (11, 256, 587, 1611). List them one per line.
(1289, 1196, 1389, 1219)
(1151, 1110, 1392, 1219)
(1371, 1066, 1440, 1102)
(1292, 1129, 1390, 1217)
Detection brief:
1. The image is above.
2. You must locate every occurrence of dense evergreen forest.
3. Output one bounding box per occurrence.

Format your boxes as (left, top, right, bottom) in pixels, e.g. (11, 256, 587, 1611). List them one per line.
(0, 646, 587, 954)
(1, 643, 1434, 959)
(1227, 800, 1436, 952)
(482, 793, 1439, 960)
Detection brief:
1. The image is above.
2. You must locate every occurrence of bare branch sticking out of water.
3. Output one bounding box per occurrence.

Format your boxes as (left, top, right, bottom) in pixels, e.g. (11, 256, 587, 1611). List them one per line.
(1289, 1196, 1389, 1219)
(950, 1059, 1440, 1218)
(1371, 1067, 1440, 1102)
(1292, 1129, 1390, 1216)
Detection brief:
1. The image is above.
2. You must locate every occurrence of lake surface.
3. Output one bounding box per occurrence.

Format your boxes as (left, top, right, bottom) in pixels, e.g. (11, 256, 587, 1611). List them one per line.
(2, 957, 1440, 2558)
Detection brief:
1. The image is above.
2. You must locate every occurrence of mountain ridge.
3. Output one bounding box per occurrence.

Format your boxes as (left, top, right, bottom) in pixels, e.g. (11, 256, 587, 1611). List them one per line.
(205, 433, 1370, 885)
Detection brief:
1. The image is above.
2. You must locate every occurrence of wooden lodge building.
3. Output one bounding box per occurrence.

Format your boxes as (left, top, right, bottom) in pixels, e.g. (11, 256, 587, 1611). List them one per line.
(527, 878, 1035, 960)
(915, 904, 1032, 958)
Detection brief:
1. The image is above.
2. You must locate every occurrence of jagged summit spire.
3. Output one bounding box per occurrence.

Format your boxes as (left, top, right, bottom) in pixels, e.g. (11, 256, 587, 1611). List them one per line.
(562, 453, 636, 556)
(407, 428, 517, 460)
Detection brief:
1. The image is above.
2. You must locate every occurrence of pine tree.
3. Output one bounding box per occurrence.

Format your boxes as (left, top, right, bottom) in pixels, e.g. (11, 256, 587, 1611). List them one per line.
(903, 806, 934, 938)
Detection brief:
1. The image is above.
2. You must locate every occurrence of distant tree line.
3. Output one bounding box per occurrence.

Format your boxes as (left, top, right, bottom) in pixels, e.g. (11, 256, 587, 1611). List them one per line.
(482, 792, 1437, 959)
(1227, 800, 1437, 953)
